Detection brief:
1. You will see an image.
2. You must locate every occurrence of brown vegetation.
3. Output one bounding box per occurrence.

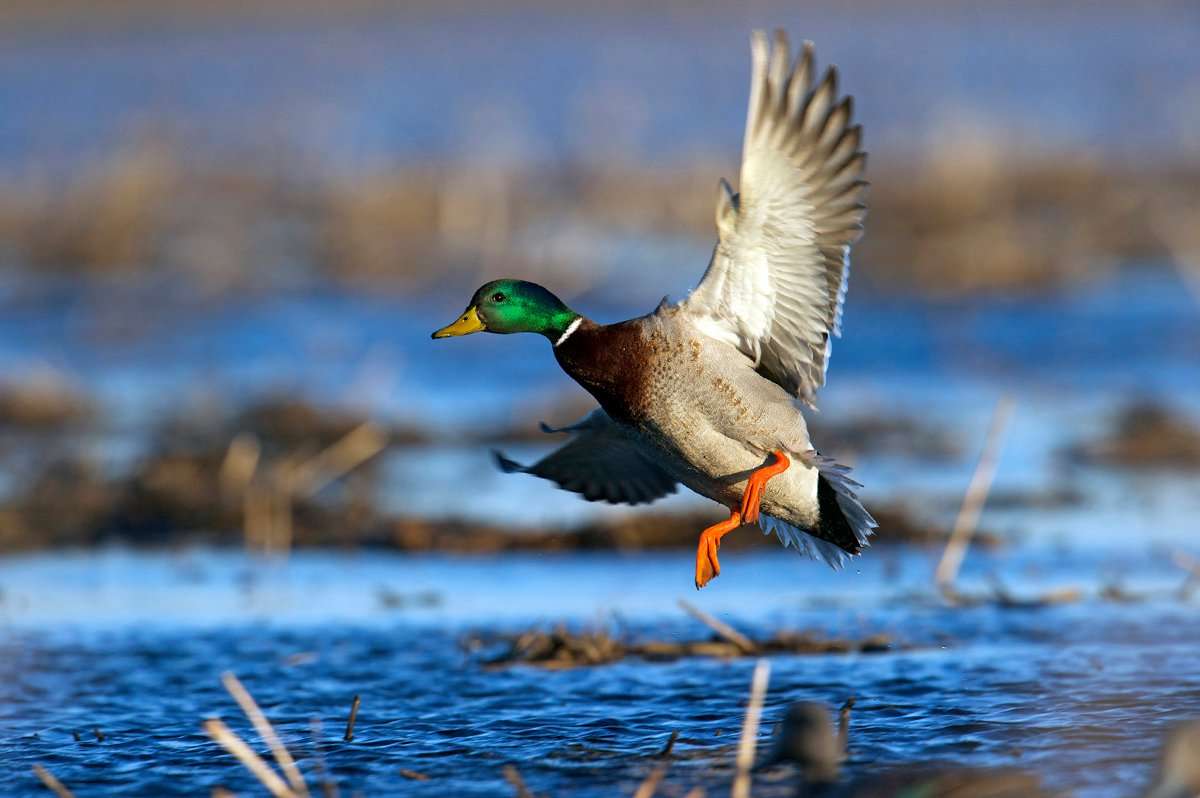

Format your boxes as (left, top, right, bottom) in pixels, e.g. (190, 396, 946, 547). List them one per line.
(1, 141, 1194, 299)
(0, 450, 999, 552)
(1065, 400, 1200, 469)
(0, 375, 93, 430)
(0, 375, 1004, 552)
(0, 410, 996, 554)
(465, 622, 894, 669)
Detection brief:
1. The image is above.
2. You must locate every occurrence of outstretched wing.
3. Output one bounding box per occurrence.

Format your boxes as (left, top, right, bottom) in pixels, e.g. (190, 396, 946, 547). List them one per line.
(683, 30, 868, 405)
(492, 409, 678, 505)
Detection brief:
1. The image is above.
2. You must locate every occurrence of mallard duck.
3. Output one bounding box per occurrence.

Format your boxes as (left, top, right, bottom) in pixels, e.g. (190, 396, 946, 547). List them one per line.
(433, 30, 874, 588)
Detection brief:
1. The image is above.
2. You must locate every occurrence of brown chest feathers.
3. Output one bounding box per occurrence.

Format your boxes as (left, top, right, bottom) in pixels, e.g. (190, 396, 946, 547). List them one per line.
(553, 319, 655, 424)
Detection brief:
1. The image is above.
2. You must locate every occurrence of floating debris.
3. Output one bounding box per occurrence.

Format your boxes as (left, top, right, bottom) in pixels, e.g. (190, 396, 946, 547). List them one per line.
(399, 769, 430, 782)
(376, 588, 443, 610)
(468, 614, 896, 670)
(501, 765, 534, 798)
(32, 764, 75, 798)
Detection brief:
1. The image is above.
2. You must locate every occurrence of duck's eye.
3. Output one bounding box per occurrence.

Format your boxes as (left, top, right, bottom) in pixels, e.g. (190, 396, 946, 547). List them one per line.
(492, 292, 506, 303)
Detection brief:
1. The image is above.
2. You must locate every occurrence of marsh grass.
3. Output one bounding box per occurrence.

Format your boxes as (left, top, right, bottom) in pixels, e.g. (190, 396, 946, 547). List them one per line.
(468, 607, 895, 669)
(31, 765, 75, 798)
(2, 138, 1195, 299)
(204, 672, 312, 798)
(935, 396, 1015, 597)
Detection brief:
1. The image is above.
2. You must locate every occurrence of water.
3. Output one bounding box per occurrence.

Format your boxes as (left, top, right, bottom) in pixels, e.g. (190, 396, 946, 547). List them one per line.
(0, 548, 1197, 797)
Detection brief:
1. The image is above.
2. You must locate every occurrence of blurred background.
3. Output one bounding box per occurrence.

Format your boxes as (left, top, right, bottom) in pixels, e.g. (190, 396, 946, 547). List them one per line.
(1, 2, 1199, 797)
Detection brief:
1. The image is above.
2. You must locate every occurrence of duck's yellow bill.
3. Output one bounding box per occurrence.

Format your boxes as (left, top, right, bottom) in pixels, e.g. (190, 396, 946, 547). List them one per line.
(432, 306, 486, 338)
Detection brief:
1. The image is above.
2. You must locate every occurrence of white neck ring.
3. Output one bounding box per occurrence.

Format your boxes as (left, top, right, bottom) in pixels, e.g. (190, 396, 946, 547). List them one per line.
(554, 317, 583, 347)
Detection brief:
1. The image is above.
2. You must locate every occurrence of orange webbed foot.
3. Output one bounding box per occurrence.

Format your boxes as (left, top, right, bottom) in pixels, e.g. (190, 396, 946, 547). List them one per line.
(739, 450, 790, 524)
(694, 510, 743, 589)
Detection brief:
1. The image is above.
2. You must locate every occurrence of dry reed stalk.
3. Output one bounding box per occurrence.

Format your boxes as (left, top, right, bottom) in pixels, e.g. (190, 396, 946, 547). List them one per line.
(291, 423, 388, 498)
(220, 433, 261, 502)
(399, 769, 430, 781)
(269, 482, 294, 554)
(245, 479, 294, 556)
(243, 482, 271, 552)
(203, 718, 296, 798)
(683, 789, 706, 798)
(633, 765, 668, 798)
(32, 765, 75, 798)
(677, 599, 756, 655)
(242, 423, 386, 555)
(731, 659, 771, 798)
(343, 695, 360, 743)
(935, 396, 1016, 595)
(221, 672, 310, 797)
(657, 730, 680, 758)
(502, 764, 534, 798)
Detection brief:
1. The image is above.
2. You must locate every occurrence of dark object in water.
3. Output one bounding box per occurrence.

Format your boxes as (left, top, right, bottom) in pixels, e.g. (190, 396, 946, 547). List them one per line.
(757, 701, 1053, 797)
(343, 695, 361, 742)
(755, 702, 842, 784)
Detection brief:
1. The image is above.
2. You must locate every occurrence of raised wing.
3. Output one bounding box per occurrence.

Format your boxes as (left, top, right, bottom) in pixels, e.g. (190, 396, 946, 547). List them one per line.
(492, 409, 677, 505)
(683, 30, 868, 405)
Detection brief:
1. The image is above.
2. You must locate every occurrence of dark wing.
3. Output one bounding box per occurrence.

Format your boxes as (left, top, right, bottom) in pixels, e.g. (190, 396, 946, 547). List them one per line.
(493, 409, 677, 505)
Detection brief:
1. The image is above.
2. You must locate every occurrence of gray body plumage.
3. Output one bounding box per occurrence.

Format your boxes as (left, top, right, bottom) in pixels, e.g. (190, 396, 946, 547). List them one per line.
(616, 309, 869, 563)
(501, 306, 874, 565)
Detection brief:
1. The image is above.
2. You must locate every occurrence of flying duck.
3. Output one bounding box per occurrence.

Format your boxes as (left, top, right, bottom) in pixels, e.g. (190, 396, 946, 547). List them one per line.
(433, 30, 875, 588)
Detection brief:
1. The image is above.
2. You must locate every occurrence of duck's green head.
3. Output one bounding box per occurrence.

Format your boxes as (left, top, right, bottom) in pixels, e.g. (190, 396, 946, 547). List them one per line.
(431, 279, 580, 342)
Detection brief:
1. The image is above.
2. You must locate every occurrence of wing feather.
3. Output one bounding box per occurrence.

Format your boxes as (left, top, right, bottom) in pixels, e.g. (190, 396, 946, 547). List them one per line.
(493, 409, 677, 506)
(683, 30, 868, 404)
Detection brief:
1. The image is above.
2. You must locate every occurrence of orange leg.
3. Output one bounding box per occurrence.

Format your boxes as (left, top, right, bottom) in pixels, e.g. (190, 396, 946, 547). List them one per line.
(739, 450, 791, 524)
(695, 510, 743, 589)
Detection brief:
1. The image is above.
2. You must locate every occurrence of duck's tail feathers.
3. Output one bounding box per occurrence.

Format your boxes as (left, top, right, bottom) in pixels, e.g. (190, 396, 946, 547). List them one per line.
(759, 514, 856, 569)
(760, 451, 876, 570)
